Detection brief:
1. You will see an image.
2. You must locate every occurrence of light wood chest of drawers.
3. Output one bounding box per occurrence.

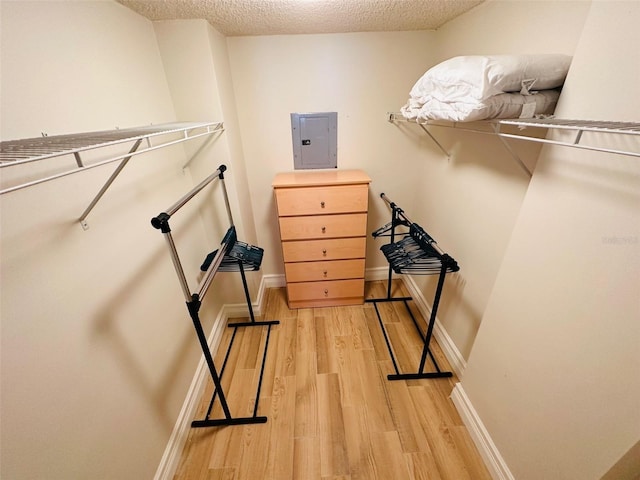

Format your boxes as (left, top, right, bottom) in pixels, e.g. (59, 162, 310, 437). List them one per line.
(272, 170, 371, 309)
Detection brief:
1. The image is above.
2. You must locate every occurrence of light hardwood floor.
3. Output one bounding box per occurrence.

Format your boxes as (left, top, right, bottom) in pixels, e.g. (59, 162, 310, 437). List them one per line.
(172, 280, 492, 480)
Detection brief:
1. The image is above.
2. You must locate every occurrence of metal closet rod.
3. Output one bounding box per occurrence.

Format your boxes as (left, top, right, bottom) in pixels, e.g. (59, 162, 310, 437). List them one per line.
(379, 192, 445, 257)
(151, 164, 233, 302)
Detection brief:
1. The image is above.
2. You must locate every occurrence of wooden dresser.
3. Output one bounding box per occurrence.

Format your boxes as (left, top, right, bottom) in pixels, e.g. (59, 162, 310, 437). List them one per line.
(272, 170, 371, 309)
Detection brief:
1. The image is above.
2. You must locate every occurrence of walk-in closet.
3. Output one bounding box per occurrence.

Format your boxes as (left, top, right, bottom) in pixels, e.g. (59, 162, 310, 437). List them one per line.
(1, 1, 638, 480)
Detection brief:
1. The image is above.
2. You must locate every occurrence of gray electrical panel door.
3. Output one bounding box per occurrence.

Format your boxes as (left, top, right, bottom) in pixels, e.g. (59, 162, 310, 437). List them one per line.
(291, 112, 337, 169)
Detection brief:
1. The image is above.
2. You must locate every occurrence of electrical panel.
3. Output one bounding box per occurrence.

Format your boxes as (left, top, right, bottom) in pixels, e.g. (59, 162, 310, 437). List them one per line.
(291, 112, 337, 169)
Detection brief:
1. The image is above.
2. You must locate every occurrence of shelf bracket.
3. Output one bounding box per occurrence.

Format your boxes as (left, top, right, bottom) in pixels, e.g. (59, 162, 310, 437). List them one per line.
(78, 138, 143, 229)
(491, 123, 532, 177)
(182, 125, 224, 169)
(418, 124, 451, 158)
(388, 112, 450, 157)
(73, 152, 84, 168)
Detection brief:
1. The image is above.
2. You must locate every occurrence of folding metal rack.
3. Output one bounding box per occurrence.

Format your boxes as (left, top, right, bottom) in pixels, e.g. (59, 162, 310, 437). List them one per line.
(151, 164, 279, 428)
(388, 113, 640, 176)
(368, 193, 459, 381)
(0, 121, 224, 228)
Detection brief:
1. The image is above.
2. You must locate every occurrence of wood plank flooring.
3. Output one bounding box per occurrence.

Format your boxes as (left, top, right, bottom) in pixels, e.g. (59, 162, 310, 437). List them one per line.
(172, 280, 492, 480)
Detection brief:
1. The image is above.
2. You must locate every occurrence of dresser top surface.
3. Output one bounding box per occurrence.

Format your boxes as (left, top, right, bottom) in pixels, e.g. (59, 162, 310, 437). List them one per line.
(272, 169, 371, 188)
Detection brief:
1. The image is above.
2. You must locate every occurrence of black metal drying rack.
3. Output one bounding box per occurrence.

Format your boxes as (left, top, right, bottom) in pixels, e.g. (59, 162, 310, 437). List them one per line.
(367, 193, 459, 381)
(151, 164, 279, 428)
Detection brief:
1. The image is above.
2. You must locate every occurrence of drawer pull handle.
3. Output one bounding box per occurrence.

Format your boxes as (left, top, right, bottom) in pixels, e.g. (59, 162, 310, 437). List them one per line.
(324, 289, 329, 297)
(323, 270, 328, 277)
(321, 226, 326, 233)
(322, 249, 327, 256)
(320, 201, 325, 208)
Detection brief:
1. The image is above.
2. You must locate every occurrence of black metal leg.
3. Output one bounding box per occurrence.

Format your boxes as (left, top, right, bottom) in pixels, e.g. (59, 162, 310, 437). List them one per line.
(238, 260, 255, 322)
(187, 297, 233, 421)
(252, 323, 274, 417)
(228, 260, 279, 329)
(366, 259, 452, 381)
(192, 320, 270, 428)
(188, 283, 279, 428)
(417, 266, 448, 372)
(189, 313, 278, 428)
(372, 301, 401, 376)
(203, 326, 239, 420)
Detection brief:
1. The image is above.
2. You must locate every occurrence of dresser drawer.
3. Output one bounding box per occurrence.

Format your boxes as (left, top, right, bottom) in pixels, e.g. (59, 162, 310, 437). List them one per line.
(287, 279, 364, 303)
(282, 237, 366, 263)
(273, 170, 371, 308)
(275, 184, 368, 216)
(278, 213, 367, 241)
(285, 259, 365, 283)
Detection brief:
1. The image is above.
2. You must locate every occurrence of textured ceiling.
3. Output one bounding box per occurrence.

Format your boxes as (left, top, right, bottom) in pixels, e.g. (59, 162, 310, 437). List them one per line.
(117, 0, 485, 36)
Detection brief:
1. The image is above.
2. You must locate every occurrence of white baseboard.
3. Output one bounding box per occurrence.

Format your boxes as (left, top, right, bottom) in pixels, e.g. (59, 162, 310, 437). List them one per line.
(450, 383, 514, 480)
(365, 266, 393, 281)
(400, 274, 467, 378)
(153, 304, 229, 480)
(260, 273, 286, 290)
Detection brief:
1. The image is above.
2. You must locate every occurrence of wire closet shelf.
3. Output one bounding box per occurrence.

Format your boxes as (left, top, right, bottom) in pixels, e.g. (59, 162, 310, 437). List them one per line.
(0, 121, 223, 193)
(388, 114, 640, 175)
(0, 121, 224, 228)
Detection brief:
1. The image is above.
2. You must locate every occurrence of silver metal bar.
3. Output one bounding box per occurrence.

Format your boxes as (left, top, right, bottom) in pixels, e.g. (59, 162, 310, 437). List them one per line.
(491, 123, 532, 177)
(379, 193, 445, 256)
(161, 166, 225, 218)
(498, 118, 640, 136)
(495, 132, 640, 158)
(0, 128, 219, 195)
(400, 118, 530, 176)
(389, 112, 451, 157)
(164, 230, 193, 302)
(219, 174, 234, 226)
(418, 124, 450, 157)
(197, 236, 233, 300)
(151, 166, 230, 301)
(78, 139, 143, 227)
(380, 192, 414, 224)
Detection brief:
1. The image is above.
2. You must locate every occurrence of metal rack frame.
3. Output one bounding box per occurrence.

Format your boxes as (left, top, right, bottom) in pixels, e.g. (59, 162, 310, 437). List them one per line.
(0, 121, 224, 228)
(388, 113, 640, 177)
(150, 164, 279, 428)
(367, 193, 459, 381)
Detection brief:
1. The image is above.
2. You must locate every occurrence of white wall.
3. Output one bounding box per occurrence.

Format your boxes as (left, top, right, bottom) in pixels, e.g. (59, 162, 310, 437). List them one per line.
(0, 2, 237, 479)
(407, 0, 592, 360)
(226, 2, 592, 364)
(433, 0, 591, 61)
(152, 19, 259, 305)
(3, 1, 638, 479)
(460, 1, 640, 478)
(226, 31, 439, 277)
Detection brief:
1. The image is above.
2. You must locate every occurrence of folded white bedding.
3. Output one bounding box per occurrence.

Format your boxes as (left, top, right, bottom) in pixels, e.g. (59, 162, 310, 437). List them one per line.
(402, 89, 560, 123)
(401, 54, 571, 122)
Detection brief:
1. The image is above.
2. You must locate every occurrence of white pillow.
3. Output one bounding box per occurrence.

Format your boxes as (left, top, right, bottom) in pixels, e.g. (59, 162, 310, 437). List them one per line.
(407, 54, 571, 104)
